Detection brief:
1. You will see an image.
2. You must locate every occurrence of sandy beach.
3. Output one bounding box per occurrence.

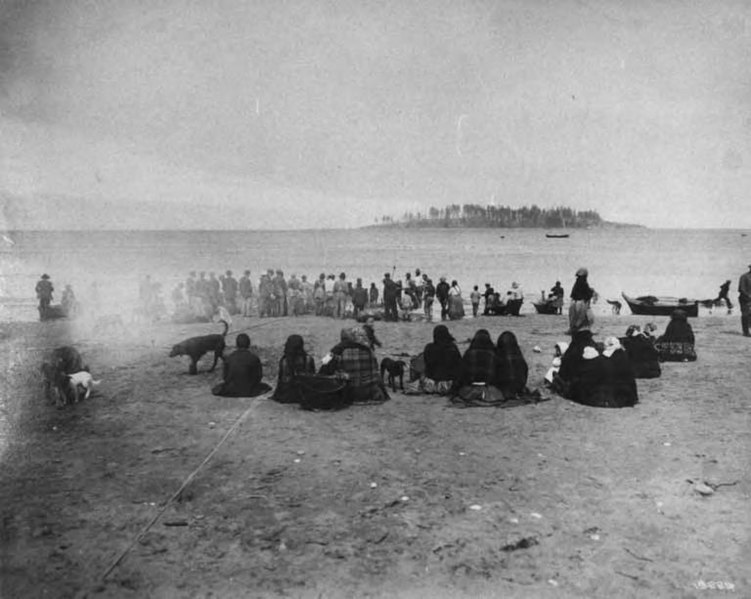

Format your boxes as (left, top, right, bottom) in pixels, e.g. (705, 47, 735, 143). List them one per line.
(1, 311, 749, 598)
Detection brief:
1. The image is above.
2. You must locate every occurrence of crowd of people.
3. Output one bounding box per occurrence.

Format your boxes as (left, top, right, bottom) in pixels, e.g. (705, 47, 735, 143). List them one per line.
(164, 268, 535, 325)
(35, 262, 735, 412)
(206, 265, 701, 411)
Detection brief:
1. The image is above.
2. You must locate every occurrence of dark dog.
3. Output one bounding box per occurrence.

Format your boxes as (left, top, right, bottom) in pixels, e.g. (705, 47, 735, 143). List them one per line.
(169, 319, 228, 374)
(380, 357, 406, 392)
(41, 346, 87, 406)
(606, 299, 622, 315)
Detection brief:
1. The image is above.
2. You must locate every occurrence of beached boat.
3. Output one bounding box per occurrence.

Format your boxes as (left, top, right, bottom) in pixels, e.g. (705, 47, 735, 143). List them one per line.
(545, 233, 570, 238)
(532, 299, 560, 315)
(486, 298, 524, 316)
(621, 293, 699, 317)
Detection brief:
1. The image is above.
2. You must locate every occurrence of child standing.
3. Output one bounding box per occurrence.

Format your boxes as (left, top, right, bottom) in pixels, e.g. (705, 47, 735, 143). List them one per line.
(470, 285, 481, 317)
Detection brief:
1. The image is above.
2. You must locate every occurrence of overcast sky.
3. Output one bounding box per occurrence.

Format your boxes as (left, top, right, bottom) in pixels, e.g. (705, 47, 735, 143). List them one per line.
(1, 0, 750, 229)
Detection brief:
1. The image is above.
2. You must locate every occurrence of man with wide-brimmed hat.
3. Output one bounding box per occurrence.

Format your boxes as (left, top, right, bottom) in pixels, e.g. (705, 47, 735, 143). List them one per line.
(35, 274, 54, 320)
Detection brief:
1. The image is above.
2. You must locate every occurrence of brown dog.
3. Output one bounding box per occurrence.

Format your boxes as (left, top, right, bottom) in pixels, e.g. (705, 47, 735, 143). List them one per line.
(169, 320, 228, 374)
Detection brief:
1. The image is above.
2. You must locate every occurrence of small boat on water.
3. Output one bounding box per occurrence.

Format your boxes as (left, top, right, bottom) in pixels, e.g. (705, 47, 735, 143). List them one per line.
(621, 293, 699, 317)
(545, 233, 570, 239)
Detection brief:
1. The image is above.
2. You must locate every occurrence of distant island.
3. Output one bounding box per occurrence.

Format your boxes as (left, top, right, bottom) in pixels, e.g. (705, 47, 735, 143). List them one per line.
(370, 203, 642, 229)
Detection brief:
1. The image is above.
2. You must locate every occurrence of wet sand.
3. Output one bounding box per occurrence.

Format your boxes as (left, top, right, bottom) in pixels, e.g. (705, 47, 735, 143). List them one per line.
(1, 311, 749, 598)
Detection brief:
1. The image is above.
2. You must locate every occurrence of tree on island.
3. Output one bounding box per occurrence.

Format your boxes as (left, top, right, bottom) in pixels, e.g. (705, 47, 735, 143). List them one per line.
(378, 203, 604, 229)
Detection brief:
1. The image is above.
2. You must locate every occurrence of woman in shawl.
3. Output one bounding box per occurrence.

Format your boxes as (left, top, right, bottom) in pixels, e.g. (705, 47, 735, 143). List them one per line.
(655, 309, 697, 362)
(554, 329, 598, 398)
(568, 267, 595, 335)
(320, 327, 389, 402)
(407, 324, 463, 395)
(620, 325, 661, 378)
(600, 336, 639, 407)
(451, 329, 505, 405)
(271, 334, 317, 403)
(495, 331, 529, 400)
(447, 280, 465, 320)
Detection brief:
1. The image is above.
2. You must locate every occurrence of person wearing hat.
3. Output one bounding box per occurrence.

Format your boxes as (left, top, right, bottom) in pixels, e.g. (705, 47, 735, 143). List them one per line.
(35, 274, 54, 320)
(738, 264, 751, 337)
(568, 267, 595, 336)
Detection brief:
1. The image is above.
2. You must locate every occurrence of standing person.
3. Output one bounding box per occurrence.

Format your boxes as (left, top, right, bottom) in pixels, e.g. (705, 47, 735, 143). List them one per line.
(223, 270, 238, 314)
(470, 285, 481, 317)
(713, 280, 733, 314)
(368, 282, 379, 307)
(171, 282, 186, 312)
(272, 270, 287, 316)
(448, 280, 464, 320)
(314, 275, 326, 316)
(333, 272, 349, 319)
(208, 272, 221, 313)
(301, 275, 314, 313)
(423, 277, 435, 322)
(351, 278, 368, 321)
(550, 280, 565, 315)
(258, 272, 272, 317)
(568, 268, 595, 336)
(382, 273, 399, 322)
(196, 272, 209, 314)
(238, 270, 253, 317)
(483, 283, 495, 315)
(404, 272, 418, 308)
(35, 273, 54, 320)
(436, 277, 450, 321)
(61, 284, 78, 317)
(185, 271, 197, 310)
(738, 264, 751, 337)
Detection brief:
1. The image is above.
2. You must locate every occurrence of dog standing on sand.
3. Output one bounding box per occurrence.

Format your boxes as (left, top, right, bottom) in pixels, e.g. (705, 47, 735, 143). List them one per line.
(67, 371, 101, 402)
(380, 357, 406, 392)
(41, 346, 87, 406)
(169, 319, 229, 374)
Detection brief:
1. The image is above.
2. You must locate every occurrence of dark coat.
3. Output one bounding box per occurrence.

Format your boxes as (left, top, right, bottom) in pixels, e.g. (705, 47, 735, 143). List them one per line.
(214, 349, 270, 397)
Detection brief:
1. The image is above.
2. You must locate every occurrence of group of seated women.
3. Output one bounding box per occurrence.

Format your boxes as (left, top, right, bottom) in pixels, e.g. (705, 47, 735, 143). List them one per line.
(271, 326, 389, 406)
(215, 308, 696, 410)
(407, 325, 535, 406)
(551, 330, 639, 408)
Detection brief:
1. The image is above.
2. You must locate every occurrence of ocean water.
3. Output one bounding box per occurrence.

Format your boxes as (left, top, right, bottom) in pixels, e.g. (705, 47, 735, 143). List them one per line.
(1, 227, 749, 321)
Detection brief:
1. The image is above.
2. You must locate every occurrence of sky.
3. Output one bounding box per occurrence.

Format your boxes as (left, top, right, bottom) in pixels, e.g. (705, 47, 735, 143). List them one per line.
(1, 0, 750, 229)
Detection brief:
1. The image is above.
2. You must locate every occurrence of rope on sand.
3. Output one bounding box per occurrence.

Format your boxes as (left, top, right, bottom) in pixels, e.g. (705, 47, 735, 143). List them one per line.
(100, 393, 269, 582)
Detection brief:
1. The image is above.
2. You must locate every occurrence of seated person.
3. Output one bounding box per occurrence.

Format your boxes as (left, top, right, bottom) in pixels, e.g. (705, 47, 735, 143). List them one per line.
(212, 334, 271, 397)
(451, 329, 505, 405)
(655, 309, 697, 362)
(320, 327, 389, 403)
(407, 324, 462, 395)
(620, 325, 661, 379)
(544, 341, 569, 385)
(495, 331, 529, 399)
(554, 334, 638, 408)
(271, 334, 316, 403)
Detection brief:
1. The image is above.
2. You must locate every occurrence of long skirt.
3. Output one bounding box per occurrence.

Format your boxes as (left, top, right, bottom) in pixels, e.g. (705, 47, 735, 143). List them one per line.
(568, 300, 594, 334)
(448, 295, 465, 320)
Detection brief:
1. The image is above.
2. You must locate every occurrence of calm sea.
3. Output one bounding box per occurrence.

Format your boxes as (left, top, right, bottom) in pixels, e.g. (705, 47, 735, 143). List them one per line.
(1, 227, 749, 321)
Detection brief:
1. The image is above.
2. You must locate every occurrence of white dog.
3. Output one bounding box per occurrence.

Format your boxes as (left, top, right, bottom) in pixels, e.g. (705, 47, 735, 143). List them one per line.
(67, 371, 101, 402)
